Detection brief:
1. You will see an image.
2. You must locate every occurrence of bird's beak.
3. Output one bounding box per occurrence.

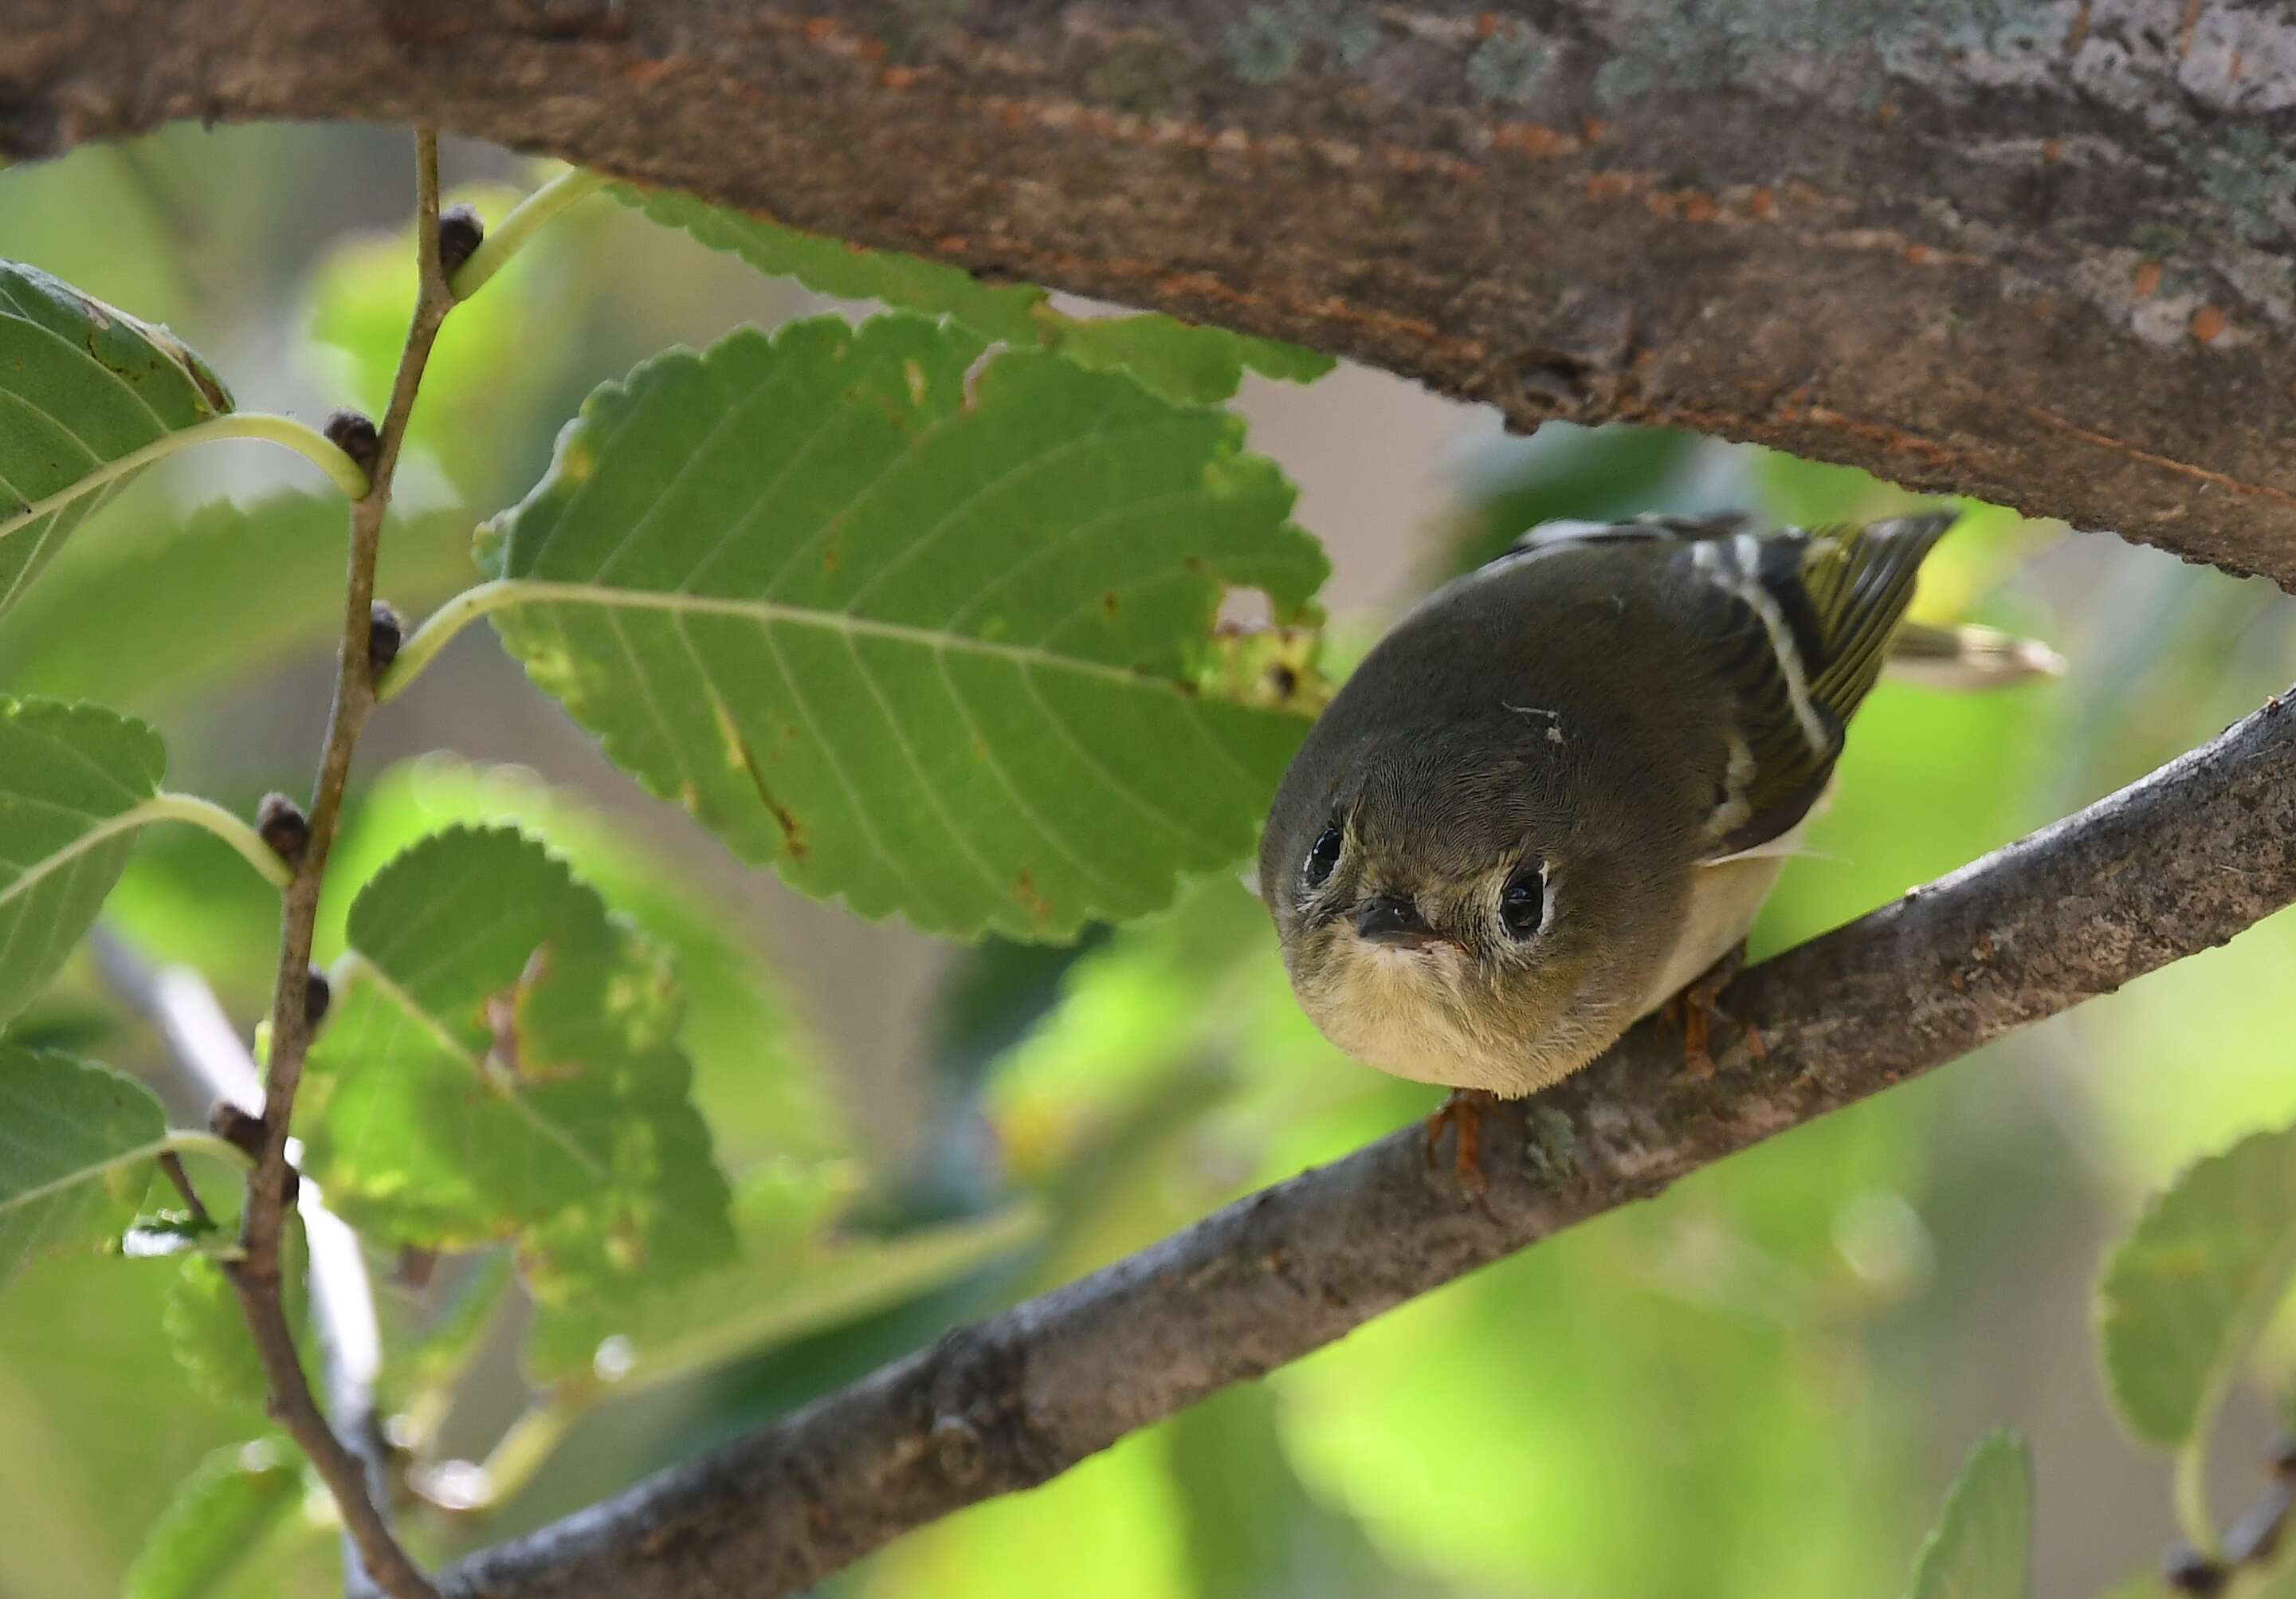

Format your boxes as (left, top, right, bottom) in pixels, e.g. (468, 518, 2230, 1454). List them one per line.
(1356, 894, 1442, 949)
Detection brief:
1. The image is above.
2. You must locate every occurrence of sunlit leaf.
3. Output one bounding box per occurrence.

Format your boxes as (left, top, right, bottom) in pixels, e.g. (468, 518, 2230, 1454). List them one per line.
(0, 493, 474, 711)
(121, 1438, 299, 1599)
(1905, 1431, 2033, 1599)
(524, 1162, 1042, 1385)
(2098, 1124, 2296, 1447)
(320, 758, 840, 1161)
(0, 1048, 166, 1287)
(0, 697, 167, 1025)
(0, 260, 232, 614)
(300, 827, 735, 1313)
(615, 185, 1334, 405)
(480, 314, 1328, 940)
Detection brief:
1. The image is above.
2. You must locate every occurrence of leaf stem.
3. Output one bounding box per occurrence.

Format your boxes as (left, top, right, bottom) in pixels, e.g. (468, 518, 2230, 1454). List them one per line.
(144, 791, 295, 890)
(374, 579, 520, 703)
(222, 127, 457, 1599)
(0, 413, 369, 544)
(450, 167, 608, 301)
(163, 1128, 259, 1173)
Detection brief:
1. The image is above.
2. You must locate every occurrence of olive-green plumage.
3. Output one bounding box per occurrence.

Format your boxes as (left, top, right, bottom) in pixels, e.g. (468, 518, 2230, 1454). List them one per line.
(1259, 510, 1978, 1094)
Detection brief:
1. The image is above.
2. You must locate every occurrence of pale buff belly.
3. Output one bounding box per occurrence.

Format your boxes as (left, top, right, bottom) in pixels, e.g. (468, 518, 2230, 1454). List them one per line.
(1631, 847, 1792, 1020)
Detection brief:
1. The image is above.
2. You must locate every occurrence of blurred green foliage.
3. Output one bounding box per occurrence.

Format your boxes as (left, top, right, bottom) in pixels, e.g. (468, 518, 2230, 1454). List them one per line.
(2, 123, 2296, 1599)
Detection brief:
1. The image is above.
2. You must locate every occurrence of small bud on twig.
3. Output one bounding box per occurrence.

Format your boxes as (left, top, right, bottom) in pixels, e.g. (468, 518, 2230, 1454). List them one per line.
(323, 409, 382, 478)
(305, 966, 332, 1029)
(438, 204, 485, 277)
(369, 601, 404, 677)
(256, 792, 310, 866)
(209, 1102, 270, 1161)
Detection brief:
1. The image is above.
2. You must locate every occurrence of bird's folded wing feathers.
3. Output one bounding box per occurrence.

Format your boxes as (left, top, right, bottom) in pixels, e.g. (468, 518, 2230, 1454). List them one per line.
(1507, 510, 1957, 858)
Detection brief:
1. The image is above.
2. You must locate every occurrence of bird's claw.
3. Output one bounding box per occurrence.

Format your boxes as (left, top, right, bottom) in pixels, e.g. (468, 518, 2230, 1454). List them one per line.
(1669, 942, 1760, 1080)
(1423, 1088, 1500, 1195)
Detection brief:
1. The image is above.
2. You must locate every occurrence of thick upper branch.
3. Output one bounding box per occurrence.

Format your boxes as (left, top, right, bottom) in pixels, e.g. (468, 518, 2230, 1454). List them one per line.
(6, 2, 2294, 580)
(434, 685, 2296, 1598)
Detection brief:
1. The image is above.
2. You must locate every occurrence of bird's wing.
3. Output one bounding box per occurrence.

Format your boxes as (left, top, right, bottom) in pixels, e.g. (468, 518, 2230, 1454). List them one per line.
(1501, 509, 1957, 858)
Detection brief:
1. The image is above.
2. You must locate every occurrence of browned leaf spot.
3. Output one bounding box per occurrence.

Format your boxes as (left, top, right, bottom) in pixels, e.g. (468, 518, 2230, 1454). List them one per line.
(1099, 591, 1122, 619)
(1014, 870, 1054, 925)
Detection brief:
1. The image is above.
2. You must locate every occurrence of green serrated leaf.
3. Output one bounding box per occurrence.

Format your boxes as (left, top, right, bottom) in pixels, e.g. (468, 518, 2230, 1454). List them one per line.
(479, 315, 1329, 941)
(0, 697, 167, 1024)
(2098, 1125, 2296, 1448)
(121, 1437, 300, 1599)
(0, 260, 232, 615)
(300, 827, 735, 1313)
(1906, 1431, 2034, 1599)
(1050, 313, 1337, 407)
(320, 757, 841, 1161)
(524, 1162, 1042, 1385)
(614, 186, 1334, 404)
(0, 1047, 167, 1288)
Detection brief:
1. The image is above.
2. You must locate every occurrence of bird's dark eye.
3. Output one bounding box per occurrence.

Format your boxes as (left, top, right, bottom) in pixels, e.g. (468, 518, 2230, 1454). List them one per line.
(1303, 824, 1344, 889)
(1500, 866, 1545, 938)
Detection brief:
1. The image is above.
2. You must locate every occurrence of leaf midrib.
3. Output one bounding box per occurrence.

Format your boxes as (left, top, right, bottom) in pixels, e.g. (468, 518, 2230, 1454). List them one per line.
(468, 577, 1240, 701)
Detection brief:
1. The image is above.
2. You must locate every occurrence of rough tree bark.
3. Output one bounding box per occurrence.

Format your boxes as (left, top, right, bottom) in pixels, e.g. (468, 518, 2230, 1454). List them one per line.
(4, 1, 2293, 579)
(6, 3, 2296, 1595)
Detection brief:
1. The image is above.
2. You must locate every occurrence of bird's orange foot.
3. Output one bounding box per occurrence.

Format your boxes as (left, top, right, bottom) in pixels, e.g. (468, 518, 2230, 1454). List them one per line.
(1423, 1088, 1501, 1193)
(1668, 942, 1760, 1081)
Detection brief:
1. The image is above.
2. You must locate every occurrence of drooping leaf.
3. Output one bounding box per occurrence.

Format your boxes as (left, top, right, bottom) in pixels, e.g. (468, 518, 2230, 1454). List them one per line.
(1905, 1432, 2034, 1599)
(0, 260, 232, 614)
(615, 186, 1334, 405)
(0, 1048, 167, 1287)
(479, 315, 1329, 941)
(524, 1162, 1042, 1385)
(299, 827, 735, 1314)
(2098, 1124, 2296, 1448)
(121, 1438, 300, 1599)
(0, 493, 475, 711)
(0, 697, 168, 1026)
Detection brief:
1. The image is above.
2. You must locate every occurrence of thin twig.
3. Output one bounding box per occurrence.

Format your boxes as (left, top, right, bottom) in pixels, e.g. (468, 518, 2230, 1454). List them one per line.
(222, 127, 457, 1599)
(156, 1151, 212, 1229)
(438, 688, 2296, 1599)
(88, 927, 409, 1594)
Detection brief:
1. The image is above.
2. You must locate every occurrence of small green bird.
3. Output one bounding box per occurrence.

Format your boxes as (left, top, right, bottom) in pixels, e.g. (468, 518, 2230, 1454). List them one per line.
(1258, 510, 2055, 1122)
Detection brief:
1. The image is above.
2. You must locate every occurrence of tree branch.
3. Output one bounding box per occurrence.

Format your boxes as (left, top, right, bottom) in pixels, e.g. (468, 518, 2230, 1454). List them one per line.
(5, 2, 2292, 583)
(424, 686, 2296, 1597)
(88, 929, 410, 1599)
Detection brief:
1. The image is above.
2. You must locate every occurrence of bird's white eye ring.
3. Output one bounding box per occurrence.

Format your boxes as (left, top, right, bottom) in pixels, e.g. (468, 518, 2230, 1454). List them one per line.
(1302, 823, 1344, 890)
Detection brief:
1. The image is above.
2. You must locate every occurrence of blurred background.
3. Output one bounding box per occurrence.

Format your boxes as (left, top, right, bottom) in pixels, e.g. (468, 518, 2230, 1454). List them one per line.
(2, 124, 2293, 1599)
